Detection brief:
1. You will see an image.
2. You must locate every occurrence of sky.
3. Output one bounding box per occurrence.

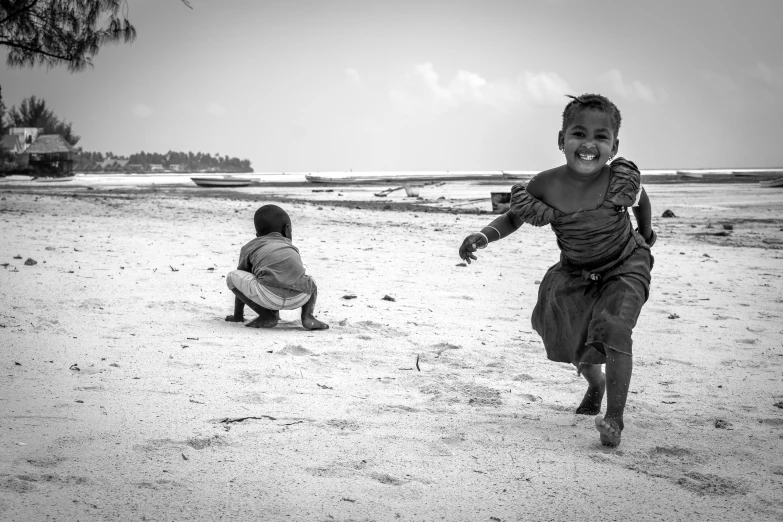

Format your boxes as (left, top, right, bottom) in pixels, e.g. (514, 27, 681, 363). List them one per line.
(1, 0, 782, 172)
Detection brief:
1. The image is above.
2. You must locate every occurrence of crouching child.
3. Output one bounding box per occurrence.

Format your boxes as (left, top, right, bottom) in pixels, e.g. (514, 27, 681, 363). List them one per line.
(225, 204, 328, 330)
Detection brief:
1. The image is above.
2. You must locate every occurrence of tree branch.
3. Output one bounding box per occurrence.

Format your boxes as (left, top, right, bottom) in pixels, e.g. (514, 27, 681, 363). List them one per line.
(0, 37, 79, 62)
(0, 0, 40, 27)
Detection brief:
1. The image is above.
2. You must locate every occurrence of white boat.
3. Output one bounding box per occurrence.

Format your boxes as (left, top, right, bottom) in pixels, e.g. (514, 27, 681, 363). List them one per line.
(759, 178, 783, 188)
(304, 170, 504, 184)
(191, 175, 253, 188)
(0, 175, 35, 182)
(36, 176, 75, 182)
(676, 171, 705, 180)
(502, 170, 537, 181)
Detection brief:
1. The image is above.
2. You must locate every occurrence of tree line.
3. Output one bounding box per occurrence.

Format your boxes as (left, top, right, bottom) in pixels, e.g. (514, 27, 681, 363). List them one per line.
(0, 93, 253, 173)
(75, 150, 253, 173)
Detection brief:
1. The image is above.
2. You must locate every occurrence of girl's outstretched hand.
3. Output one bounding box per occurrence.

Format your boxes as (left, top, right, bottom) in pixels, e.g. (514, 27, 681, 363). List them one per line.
(459, 233, 488, 264)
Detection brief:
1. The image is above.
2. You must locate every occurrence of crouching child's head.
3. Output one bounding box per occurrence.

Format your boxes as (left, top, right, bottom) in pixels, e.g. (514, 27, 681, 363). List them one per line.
(254, 204, 292, 240)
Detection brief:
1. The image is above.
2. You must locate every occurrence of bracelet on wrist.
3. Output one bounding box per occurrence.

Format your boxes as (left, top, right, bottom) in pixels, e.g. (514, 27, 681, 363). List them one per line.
(482, 225, 502, 242)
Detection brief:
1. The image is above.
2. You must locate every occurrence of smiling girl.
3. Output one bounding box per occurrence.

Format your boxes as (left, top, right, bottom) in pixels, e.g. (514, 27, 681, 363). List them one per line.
(459, 94, 656, 447)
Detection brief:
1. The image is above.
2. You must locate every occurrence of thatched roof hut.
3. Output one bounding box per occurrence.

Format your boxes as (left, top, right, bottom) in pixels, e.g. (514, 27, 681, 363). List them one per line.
(24, 134, 74, 155)
(22, 135, 75, 175)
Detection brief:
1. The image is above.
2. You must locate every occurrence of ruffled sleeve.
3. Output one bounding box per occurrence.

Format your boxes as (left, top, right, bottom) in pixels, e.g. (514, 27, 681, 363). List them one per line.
(606, 157, 641, 207)
(509, 183, 558, 227)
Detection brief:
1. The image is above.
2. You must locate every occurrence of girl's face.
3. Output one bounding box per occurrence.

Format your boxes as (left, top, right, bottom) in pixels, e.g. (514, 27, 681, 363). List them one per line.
(559, 109, 618, 176)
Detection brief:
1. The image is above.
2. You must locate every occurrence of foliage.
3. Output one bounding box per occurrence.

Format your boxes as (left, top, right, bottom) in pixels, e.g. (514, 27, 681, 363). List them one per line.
(7, 95, 80, 145)
(0, 0, 135, 72)
(0, 85, 12, 164)
(0, 84, 7, 137)
(0, 1, 191, 72)
(73, 149, 253, 173)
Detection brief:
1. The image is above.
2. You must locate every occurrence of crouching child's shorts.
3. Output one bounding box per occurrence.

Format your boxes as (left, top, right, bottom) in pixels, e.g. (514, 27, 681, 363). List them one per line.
(226, 270, 312, 310)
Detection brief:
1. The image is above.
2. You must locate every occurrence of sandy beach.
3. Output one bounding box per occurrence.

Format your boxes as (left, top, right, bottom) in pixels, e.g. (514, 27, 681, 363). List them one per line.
(1, 181, 783, 521)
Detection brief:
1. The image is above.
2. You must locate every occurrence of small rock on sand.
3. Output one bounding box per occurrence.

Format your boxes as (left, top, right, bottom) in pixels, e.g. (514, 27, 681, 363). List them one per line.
(278, 344, 313, 356)
(24, 258, 37, 265)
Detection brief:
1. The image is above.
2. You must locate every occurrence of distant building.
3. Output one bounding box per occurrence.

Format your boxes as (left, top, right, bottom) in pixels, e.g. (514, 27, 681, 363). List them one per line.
(149, 164, 165, 172)
(125, 164, 144, 172)
(97, 157, 129, 170)
(8, 127, 41, 149)
(18, 134, 75, 175)
(169, 164, 184, 172)
(0, 134, 25, 154)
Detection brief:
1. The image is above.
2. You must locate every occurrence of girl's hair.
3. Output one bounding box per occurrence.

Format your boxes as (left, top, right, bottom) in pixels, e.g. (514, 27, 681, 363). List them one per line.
(561, 94, 622, 136)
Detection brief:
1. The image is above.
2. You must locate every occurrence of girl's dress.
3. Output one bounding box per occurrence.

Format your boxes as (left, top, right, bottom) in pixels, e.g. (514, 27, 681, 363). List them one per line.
(509, 158, 653, 366)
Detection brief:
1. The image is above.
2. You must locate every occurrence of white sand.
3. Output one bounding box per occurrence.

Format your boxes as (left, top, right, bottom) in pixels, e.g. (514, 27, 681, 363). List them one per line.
(1, 183, 782, 521)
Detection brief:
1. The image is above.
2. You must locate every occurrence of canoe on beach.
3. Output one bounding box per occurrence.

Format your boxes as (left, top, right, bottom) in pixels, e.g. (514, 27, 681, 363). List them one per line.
(676, 171, 705, 180)
(191, 176, 254, 187)
(36, 176, 75, 182)
(502, 171, 537, 181)
(304, 170, 505, 185)
(0, 175, 35, 182)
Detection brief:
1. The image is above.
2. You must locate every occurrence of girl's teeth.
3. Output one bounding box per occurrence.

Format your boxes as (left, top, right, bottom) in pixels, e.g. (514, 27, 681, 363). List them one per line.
(579, 154, 596, 160)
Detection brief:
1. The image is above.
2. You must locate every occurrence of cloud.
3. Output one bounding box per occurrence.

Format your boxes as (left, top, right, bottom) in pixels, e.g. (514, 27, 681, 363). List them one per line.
(698, 70, 741, 97)
(132, 103, 153, 118)
(601, 69, 661, 103)
(389, 63, 571, 114)
(206, 103, 226, 116)
(745, 62, 783, 87)
(523, 71, 572, 105)
(344, 68, 363, 89)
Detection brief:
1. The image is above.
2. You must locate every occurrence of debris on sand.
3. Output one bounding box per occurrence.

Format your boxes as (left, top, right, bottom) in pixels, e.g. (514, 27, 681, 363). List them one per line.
(662, 209, 676, 218)
(278, 344, 313, 356)
(714, 419, 732, 429)
(342, 293, 357, 300)
(24, 258, 37, 266)
(219, 415, 276, 424)
(382, 295, 396, 302)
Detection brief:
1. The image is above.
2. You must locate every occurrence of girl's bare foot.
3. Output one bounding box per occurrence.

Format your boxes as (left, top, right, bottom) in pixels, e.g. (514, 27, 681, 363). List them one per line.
(302, 314, 329, 330)
(576, 364, 605, 415)
(576, 378, 605, 415)
(594, 416, 623, 447)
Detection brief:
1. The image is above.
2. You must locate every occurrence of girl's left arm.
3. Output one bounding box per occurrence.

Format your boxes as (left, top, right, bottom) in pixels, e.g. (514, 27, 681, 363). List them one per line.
(632, 187, 653, 242)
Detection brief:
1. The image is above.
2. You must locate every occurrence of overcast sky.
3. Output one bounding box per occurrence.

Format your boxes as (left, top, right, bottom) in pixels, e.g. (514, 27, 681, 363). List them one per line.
(1, 0, 781, 171)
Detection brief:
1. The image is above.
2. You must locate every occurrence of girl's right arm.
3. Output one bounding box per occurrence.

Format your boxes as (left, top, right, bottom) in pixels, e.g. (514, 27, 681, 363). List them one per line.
(458, 212, 523, 264)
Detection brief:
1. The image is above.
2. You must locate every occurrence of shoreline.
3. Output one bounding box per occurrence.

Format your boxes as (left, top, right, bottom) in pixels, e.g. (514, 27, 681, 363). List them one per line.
(2, 168, 783, 187)
(3, 178, 783, 217)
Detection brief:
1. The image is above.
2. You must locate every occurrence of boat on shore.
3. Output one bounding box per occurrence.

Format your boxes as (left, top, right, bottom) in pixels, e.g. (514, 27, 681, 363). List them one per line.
(676, 171, 705, 180)
(36, 176, 75, 182)
(502, 171, 537, 181)
(191, 175, 254, 188)
(305, 171, 504, 185)
(0, 175, 35, 182)
(759, 178, 783, 188)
